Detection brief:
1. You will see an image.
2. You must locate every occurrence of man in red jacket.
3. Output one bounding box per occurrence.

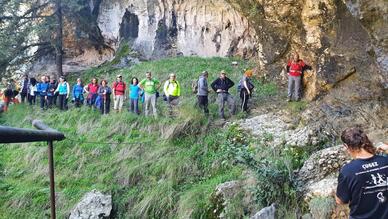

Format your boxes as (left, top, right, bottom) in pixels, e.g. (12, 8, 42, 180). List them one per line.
(286, 52, 311, 102)
(112, 75, 126, 113)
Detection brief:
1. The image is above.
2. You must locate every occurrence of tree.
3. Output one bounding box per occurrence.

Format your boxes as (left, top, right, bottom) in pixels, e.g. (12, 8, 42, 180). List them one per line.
(55, 0, 63, 76)
(0, 0, 85, 78)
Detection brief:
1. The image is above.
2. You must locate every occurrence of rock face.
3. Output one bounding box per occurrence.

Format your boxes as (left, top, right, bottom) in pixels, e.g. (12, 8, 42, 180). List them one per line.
(69, 190, 112, 219)
(23, 0, 387, 139)
(296, 145, 350, 195)
(210, 175, 261, 218)
(97, 0, 256, 59)
(237, 113, 319, 147)
(297, 146, 351, 218)
(343, 0, 388, 81)
(228, 0, 387, 138)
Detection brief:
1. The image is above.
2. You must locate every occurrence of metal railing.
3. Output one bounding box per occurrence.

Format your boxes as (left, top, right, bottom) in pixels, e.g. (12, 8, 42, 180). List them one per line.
(0, 120, 65, 219)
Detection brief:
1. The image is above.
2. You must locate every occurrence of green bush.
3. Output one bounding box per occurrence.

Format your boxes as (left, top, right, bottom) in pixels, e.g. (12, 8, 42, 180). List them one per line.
(219, 124, 307, 216)
(309, 197, 335, 219)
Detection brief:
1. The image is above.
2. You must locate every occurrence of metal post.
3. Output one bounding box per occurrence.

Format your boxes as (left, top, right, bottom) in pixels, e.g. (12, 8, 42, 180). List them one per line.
(0, 121, 64, 219)
(48, 141, 56, 219)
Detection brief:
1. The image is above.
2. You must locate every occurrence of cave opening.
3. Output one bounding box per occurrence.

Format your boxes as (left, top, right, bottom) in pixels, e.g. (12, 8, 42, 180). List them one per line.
(119, 9, 139, 40)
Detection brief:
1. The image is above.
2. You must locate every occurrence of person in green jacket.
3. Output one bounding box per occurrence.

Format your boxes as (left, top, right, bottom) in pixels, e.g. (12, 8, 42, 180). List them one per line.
(139, 72, 160, 117)
(163, 73, 181, 115)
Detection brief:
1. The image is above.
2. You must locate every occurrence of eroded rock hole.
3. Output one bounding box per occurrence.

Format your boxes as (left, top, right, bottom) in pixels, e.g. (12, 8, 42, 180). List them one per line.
(119, 10, 139, 40)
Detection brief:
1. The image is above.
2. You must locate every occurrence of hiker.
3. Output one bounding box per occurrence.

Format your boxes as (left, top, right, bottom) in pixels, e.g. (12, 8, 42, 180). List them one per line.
(112, 74, 126, 113)
(336, 127, 388, 218)
(72, 78, 84, 107)
(286, 52, 311, 102)
(51, 78, 58, 106)
(47, 77, 57, 108)
(239, 69, 255, 112)
(27, 77, 37, 105)
(84, 78, 99, 108)
(163, 73, 181, 115)
(129, 77, 141, 114)
(37, 76, 49, 110)
(139, 72, 160, 117)
(12, 79, 20, 103)
(197, 71, 209, 115)
(97, 79, 112, 115)
(3, 80, 15, 111)
(55, 76, 70, 110)
(19, 75, 29, 103)
(211, 70, 236, 119)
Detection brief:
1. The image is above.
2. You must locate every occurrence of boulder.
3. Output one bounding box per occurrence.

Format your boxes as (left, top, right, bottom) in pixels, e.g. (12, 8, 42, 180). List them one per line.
(211, 181, 241, 218)
(250, 203, 277, 219)
(296, 145, 350, 194)
(210, 174, 260, 218)
(69, 190, 112, 219)
(237, 113, 318, 147)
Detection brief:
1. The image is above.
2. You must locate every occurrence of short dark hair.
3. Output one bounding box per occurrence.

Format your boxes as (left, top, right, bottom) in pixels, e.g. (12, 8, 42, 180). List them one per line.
(101, 79, 108, 85)
(341, 127, 376, 154)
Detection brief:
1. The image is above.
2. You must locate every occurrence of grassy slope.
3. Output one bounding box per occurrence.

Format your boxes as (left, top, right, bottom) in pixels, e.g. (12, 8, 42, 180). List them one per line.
(0, 57, 277, 218)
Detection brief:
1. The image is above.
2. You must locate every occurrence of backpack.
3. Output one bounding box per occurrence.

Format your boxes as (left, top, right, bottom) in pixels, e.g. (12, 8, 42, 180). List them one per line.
(237, 78, 255, 92)
(114, 81, 125, 93)
(192, 79, 199, 94)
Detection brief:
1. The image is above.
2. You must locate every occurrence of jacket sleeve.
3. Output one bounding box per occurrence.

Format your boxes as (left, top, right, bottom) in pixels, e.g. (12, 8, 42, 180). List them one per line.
(210, 79, 218, 92)
(198, 78, 206, 93)
(67, 83, 70, 95)
(177, 81, 181, 96)
(54, 84, 59, 93)
(84, 84, 89, 93)
(163, 81, 168, 95)
(286, 61, 291, 73)
(227, 78, 234, 89)
(72, 85, 76, 97)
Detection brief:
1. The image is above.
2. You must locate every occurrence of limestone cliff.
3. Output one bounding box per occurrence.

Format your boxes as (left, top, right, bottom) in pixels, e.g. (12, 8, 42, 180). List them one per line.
(225, 0, 387, 139)
(29, 0, 386, 137)
(97, 0, 257, 59)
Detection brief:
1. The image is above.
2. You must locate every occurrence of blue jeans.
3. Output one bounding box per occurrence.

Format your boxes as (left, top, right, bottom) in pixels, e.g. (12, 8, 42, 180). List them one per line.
(130, 98, 139, 114)
(40, 95, 47, 109)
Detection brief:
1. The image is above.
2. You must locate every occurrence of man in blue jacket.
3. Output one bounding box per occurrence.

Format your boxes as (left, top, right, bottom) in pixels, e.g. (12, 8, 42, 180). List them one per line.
(211, 70, 236, 119)
(37, 76, 49, 110)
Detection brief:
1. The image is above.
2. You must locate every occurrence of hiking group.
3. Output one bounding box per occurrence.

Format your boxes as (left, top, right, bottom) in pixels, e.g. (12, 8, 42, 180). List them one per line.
(1, 52, 308, 118)
(2, 52, 388, 219)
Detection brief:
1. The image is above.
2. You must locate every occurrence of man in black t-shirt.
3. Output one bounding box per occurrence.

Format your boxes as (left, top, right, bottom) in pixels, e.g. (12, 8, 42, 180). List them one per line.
(336, 128, 388, 219)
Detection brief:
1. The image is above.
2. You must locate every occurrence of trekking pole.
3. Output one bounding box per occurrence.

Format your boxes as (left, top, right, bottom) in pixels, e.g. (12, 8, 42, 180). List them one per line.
(104, 95, 106, 114)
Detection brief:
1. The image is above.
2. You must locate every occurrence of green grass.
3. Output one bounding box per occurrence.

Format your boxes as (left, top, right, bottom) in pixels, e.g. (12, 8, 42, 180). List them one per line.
(0, 57, 258, 219)
(0, 103, 245, 218)
(0, 56, 307, 218)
